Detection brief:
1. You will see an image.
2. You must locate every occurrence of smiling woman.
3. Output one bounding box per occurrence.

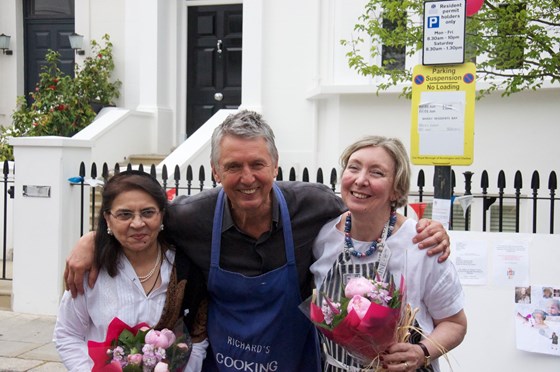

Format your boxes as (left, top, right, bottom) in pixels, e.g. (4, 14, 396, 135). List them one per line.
(311, 136, 466, 372)
(53, 170, 208, 371)
(96, 172, 168, 281)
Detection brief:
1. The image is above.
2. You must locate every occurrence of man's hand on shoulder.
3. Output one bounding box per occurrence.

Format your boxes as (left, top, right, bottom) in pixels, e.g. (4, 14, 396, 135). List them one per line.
(413, 219, 450, 263)
(64, 231, 98, 297)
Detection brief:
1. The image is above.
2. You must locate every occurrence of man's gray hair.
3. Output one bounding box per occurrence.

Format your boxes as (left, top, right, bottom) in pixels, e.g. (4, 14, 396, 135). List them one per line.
(211, 110, 279, 168)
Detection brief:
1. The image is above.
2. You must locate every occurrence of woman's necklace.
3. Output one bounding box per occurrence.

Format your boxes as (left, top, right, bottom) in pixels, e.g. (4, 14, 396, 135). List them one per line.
(137, 247, 162, 283)
(145, 267, 161, 296)
(344, 210, 397, 258)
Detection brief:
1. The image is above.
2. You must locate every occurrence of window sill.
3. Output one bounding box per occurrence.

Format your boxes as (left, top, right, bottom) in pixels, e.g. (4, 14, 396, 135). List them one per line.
(306, 84, 405, 100)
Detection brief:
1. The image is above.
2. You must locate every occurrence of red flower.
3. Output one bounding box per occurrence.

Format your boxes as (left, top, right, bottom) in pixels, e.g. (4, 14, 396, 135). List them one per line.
(53, 78, 59, 84)
(57, 104, 66, 111)
(48, 85, 56, 90)
(98, 53, 103, 58)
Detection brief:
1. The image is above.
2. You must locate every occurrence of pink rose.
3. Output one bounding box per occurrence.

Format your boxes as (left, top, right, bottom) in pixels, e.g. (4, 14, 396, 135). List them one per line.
(127, 353, 143, 365)
(347, 295, 371, 319)
(154, 361, 170, 372)
(145, 329, 176, 349)
(345, 277, 375, 298)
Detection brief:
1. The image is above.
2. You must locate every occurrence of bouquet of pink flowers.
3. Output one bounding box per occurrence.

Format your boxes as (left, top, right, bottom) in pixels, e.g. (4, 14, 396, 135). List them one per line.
(306, 274, 405, 364)
(88, 317, 191, 372)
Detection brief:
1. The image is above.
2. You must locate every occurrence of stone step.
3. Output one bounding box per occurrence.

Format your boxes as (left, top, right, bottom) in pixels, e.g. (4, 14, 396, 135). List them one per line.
(124, 154, 167, 168)
(0, 260, 12, 311)
(0, 290, 11, 310)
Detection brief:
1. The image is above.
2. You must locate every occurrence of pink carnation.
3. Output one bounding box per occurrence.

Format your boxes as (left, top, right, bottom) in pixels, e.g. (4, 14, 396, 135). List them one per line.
(127, 353, 143, 365)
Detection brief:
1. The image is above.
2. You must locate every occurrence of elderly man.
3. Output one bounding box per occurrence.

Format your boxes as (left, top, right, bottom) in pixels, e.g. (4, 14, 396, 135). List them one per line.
(65, 110, 450, 371)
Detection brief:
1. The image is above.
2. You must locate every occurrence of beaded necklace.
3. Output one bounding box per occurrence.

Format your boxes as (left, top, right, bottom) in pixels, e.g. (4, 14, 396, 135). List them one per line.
(137, 247, 162, 283)
(344, 210, 397, 258)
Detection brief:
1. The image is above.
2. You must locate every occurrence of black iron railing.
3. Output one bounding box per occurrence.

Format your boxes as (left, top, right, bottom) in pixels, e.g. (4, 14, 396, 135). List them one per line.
(71, 162, 560, 234)
(1, 160, 559, 282)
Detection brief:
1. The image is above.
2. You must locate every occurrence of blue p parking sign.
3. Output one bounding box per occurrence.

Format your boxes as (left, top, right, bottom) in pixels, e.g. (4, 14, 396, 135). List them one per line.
(427, 16, 440, 28)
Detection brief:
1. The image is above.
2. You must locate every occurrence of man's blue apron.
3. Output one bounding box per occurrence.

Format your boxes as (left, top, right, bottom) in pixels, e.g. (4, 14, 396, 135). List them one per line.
(202, 184, 321, 371)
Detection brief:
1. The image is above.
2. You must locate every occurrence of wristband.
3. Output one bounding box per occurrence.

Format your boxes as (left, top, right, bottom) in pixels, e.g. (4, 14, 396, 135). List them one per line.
(418, 342, 431, 368)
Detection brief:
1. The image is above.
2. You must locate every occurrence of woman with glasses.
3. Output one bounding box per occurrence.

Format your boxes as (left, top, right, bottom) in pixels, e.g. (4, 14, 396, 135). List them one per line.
(54, 170, 207, 371)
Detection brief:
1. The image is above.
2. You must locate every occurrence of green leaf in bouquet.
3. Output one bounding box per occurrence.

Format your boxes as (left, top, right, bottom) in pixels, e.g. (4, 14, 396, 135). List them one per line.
(118, 329, 136, 347)
(331, 296, 350, 328)
(118, 328, 148, 350)
(123, 364, 143, 372)
(388, 288, 402, 309)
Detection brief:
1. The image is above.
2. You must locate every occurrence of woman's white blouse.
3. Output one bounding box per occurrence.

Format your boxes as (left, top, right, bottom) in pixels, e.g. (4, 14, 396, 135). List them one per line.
(311, 217, 465, 372)
(53, 250, 174, 371)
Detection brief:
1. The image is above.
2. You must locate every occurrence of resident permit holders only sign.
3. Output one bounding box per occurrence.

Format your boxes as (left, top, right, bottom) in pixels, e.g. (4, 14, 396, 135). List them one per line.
(410, 63, 476, 166)
(423, 0, 466, 65)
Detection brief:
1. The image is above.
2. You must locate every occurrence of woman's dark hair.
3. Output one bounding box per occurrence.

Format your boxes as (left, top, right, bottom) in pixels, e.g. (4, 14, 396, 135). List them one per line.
(95, 170, 169, 277)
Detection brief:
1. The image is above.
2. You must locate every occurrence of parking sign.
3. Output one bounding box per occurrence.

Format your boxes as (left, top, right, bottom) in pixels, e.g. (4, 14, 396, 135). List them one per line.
(427, 16, 440, 28)
(423, 0, 466, 65)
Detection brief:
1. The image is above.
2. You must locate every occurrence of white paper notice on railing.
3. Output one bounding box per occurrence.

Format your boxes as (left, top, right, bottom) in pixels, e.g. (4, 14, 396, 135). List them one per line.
(452, 239, 488, 285)
(493, 239, 530, 287)
(431, 198, 451, 229)
(418, 91, 465, 156)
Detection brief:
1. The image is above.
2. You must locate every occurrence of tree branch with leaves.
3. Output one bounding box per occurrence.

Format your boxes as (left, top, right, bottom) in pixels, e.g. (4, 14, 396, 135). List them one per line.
(341, 0, 560, 99)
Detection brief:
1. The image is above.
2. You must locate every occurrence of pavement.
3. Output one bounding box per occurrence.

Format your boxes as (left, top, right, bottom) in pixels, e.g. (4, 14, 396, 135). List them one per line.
(0, 259, 65, 371)
(0, 310, 65, 372)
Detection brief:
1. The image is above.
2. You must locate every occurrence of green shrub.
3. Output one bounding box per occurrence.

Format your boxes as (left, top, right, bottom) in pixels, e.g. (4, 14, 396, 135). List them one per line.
(0, 34, 121, 161)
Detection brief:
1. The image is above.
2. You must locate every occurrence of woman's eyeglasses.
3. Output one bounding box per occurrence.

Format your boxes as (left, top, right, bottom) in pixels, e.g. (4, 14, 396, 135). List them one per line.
(107, 208, 160, 222)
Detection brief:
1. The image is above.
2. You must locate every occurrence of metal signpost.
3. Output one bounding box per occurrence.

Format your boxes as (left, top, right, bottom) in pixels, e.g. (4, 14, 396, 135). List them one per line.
(411, 0, 474, 229)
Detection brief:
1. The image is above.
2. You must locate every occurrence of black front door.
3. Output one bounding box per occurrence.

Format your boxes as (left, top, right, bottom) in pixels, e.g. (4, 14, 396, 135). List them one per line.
(186, 5, 242, 137)
(24, 0, 75, 100)
(25, 21, 75, 96)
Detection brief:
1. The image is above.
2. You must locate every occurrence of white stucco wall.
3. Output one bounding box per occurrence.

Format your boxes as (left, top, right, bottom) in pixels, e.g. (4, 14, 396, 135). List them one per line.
(0, 0, 23, 128)
(307, 87, 560, 194)
(74, 0, 126, 106)
(442, 231, 560, 372)
(10, 137, 92, 315)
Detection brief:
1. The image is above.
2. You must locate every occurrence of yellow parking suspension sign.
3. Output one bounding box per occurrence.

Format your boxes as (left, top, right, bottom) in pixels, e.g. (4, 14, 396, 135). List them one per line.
(410, 62, 476, 165)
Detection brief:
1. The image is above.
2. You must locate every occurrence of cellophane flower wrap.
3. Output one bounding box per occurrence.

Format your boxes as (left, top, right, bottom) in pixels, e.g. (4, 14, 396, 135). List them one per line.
(87, 317, 191, 372)
(303, 273, 406, 364)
